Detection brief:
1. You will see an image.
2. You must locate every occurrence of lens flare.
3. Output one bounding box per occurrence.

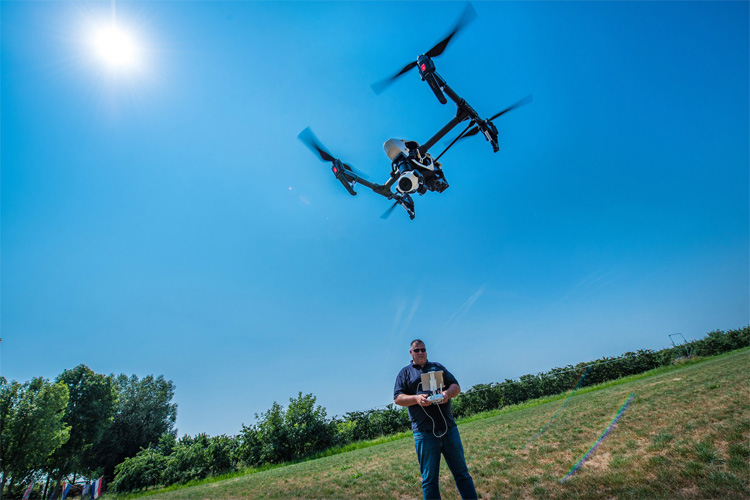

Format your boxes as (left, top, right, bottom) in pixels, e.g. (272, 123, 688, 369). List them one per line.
(559, 392, 635, 483)
(520, 365, 591, 450)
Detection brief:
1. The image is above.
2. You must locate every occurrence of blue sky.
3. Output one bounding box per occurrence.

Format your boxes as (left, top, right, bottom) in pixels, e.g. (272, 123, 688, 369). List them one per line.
(2, 1, 748, 438)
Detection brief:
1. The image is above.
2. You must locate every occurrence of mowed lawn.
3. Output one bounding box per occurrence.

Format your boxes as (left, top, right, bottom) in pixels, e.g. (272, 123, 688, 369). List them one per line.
(126, 348, 749, 500)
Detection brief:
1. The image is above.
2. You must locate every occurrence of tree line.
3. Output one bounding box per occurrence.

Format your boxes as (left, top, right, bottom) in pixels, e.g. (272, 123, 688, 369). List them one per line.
(4, 326, 747, 497)
(450, 326, 748, 418)
(0, 368, 176, 499)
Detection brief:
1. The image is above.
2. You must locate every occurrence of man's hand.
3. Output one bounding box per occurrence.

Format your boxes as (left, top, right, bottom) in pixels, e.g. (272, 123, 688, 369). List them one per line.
(416, 394, 431, 407)
(438, 384, 460, 404)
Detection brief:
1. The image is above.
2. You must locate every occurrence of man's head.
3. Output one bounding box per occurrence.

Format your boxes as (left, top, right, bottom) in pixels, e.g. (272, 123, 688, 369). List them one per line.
(410, 339, 427, 366)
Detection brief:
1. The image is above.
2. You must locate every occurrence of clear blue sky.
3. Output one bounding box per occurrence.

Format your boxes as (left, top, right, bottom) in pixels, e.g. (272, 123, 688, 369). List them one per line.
(2, 1, 748, 438)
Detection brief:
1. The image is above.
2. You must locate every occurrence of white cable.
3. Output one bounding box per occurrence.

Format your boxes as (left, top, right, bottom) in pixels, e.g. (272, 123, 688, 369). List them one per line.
(417, 382, 449, 438)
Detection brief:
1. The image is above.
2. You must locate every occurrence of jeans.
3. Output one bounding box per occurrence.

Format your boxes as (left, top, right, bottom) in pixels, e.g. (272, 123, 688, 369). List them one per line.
(414, 426, 477, 500)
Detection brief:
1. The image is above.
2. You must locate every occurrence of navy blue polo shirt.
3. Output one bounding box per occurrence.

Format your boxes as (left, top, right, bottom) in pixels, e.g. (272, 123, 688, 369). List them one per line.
(394, 360, 459, 433)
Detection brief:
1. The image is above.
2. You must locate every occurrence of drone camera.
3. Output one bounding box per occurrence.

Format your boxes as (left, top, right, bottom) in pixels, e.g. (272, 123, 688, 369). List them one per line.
(386, 139, 449, 195)
(397, 170, 423, 194)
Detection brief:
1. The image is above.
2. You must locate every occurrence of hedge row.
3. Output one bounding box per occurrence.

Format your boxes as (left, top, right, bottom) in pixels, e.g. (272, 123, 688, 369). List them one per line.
(452, 326, 748, 418)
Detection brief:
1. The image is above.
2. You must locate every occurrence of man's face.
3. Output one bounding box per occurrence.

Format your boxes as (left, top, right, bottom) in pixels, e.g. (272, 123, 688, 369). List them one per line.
(410, 343, 427, 366)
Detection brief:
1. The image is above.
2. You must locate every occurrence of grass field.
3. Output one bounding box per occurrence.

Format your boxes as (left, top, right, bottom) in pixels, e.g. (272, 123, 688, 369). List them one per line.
(120, 348, 749, 500)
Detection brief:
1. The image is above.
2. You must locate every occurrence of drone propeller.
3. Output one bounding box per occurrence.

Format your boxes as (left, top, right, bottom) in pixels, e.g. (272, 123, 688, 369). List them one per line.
(457, 94, 533, 141)
(371, 3, 476, 95)
(298, 127, 336, 162)
(380, 193, 416, 219)
(424, 2, 477, 59)
(380, 201, 399, 219)
(298, 127, 370, 182)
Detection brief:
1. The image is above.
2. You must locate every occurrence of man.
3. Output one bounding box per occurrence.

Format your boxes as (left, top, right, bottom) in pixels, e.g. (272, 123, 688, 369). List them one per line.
(394, 339, 477, 500)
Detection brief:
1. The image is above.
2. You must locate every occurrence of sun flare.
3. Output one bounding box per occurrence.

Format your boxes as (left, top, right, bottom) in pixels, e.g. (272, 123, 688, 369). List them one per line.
(91, 23, 140, 71)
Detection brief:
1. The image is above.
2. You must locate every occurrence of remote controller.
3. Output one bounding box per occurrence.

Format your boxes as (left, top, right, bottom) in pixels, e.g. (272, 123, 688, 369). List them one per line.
(428, 393, 445, 404)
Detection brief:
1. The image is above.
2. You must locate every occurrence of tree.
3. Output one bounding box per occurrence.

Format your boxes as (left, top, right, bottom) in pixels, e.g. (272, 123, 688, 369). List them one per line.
(236, 423, 262, 467)
(254, 393, 333, 464)
(256, 402, 287, 464)
(88, 374, 177, 481)
(283, 392, 332, 459)
(0, 377, 70, 500)
(48, 365, 118, 483)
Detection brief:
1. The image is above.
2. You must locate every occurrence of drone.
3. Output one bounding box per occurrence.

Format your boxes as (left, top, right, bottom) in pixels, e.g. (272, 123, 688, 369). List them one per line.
(298, 4, 531, 220)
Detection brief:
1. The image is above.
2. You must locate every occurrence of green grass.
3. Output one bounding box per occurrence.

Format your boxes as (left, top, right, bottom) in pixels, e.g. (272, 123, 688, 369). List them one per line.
(111, 348, 750, 500)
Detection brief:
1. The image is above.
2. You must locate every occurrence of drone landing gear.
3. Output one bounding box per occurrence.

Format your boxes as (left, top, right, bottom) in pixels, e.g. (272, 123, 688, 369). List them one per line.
(398, 194, 416, 220)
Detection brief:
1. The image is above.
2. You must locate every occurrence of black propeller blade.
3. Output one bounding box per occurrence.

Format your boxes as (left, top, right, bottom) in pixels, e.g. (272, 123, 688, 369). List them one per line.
(425, 3, 476, 59)
(380, 201, 399, 220)
(459, 94, 533, 140)
(371, 3, 476, 95)
(343, 163, 369, 180)
(298, 127, 369, 179)
(298, 127, 335, 162)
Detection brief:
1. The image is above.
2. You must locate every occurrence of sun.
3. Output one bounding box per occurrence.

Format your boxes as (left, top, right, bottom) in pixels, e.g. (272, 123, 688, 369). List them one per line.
(91, 23, 140, 71)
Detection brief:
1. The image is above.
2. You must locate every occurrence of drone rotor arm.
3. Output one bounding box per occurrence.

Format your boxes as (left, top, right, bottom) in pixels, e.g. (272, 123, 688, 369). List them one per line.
(334, 164, 396, 200)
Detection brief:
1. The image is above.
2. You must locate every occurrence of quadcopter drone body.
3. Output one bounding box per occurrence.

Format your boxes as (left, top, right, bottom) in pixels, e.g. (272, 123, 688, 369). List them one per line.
(298, 4, 531, 219)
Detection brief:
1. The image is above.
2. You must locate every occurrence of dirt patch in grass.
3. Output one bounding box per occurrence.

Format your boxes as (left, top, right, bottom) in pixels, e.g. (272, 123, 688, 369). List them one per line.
(679, 485, 701, 497)
(583, 451, 612, 473)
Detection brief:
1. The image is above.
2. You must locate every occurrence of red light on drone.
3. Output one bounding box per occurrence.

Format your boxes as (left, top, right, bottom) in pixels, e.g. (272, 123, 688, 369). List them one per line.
(333, 166, 338, 173)
(420, 63, 427, 72)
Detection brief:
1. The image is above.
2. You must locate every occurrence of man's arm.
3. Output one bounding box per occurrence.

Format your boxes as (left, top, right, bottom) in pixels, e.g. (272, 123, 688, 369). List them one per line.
(394, 367, 431, 407)
(439, 383, 460, 403)
(395, 393, 431, 407)
(395, 383, 460, 407)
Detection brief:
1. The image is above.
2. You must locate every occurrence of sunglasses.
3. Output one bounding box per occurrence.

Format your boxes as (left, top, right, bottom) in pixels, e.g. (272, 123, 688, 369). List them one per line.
(411, 348, 426, 353)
